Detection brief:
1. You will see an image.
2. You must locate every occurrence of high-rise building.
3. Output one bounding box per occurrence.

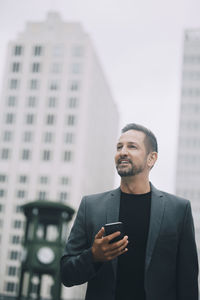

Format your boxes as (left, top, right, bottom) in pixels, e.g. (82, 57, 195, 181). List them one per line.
(176, 29, 200, 257)
(0, 12, 119, 299)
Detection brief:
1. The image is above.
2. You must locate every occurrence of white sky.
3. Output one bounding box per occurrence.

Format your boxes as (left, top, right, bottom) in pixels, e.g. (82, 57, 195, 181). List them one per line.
(1, 0, 200, 192)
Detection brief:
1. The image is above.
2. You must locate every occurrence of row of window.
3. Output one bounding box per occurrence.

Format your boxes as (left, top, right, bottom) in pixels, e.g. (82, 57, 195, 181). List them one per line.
(0, 174, 70, 185)
(181, 102, 200, 113)
(8, 78, 81, 91)
(0, 149, 73, 161)
(182, 88, 200, 97)
(12, 44, 84, 58)
(2, 113, 77, 126)
(6, 95, 79, 108)
(184, 55, 200, 64)
(180, 120, 200, 130)
(11, 61, 82, 74)
(178, 137, 200, 148)
(183, 71, 200, 80)
(2, 131, 75, 144)
(178, 154, 200, 164)
(0, 189, 69, 202)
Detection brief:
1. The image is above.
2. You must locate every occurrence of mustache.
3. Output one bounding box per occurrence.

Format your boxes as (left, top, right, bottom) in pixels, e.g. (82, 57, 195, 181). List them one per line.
(117, 158, 133, 164)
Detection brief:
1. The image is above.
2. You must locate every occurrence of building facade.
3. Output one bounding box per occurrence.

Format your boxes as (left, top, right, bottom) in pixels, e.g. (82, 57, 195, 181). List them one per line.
(176, 29, 200, 257)
(0, 12, 119, 299)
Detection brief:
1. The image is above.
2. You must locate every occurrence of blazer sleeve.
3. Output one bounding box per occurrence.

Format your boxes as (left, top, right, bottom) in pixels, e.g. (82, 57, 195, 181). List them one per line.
(60, 196, 100, 287)
(176, 201, 199, 300)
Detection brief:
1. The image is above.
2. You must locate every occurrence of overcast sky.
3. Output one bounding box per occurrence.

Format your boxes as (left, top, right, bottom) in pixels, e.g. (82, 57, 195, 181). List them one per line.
(1, 0, 200, 192)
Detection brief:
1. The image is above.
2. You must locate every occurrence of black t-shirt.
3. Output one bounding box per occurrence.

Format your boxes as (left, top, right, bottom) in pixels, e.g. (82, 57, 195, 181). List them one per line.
(115, 190, 151, 300)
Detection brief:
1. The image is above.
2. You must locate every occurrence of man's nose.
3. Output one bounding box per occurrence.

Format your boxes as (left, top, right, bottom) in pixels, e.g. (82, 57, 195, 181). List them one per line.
(120, 146, 128, 155)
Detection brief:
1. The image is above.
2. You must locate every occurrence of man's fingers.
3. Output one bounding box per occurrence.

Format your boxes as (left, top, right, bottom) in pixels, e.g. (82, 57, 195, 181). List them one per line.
(95, 227, 105, 239)
(106, 231, 121, 242)
(109, 235, 128, 250)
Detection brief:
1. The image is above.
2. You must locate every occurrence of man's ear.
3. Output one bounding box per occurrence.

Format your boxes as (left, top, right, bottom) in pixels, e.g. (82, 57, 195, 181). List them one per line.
(147, 152, 158, 169)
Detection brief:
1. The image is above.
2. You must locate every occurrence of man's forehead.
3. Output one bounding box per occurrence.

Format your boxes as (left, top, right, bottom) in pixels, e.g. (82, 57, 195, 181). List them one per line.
(117, 130, 146, 143)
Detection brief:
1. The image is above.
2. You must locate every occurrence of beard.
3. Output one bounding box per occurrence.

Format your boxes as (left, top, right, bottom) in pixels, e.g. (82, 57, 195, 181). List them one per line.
(116, 159, 145, 177)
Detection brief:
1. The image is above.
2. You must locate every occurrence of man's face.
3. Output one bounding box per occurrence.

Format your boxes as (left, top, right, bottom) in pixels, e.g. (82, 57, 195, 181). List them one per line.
(115, 130, 149, 177)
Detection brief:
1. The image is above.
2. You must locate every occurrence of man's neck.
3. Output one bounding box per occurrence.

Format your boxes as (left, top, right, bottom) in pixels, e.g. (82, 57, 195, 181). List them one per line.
(120, 176, 150, 194)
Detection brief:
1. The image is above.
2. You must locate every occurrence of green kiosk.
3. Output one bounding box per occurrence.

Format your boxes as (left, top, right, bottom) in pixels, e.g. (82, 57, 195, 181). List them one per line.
(17, 200, 75, 300)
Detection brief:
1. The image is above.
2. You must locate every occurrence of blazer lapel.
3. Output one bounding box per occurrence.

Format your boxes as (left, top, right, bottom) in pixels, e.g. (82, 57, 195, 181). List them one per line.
(106, 187, 121, 280)
(106, 187, 121, 224)
(145, 184, 165, 273)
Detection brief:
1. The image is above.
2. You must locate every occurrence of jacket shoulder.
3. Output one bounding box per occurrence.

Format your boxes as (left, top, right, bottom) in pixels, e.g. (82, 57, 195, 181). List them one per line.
(159, 190, 190, 207)
(83, 188, 119, 203)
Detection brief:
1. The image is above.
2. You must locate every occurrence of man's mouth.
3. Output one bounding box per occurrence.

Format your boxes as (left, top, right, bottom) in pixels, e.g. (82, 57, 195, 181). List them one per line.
(118, 159, 130, 165)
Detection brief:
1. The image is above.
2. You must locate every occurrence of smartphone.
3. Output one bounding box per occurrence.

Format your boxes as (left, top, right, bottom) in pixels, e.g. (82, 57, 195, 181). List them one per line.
(104, 222, 124, 243)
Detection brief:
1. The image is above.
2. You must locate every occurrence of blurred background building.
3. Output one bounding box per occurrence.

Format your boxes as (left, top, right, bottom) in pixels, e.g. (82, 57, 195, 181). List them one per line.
(0, 12, 119, 299)
(176, 29, 200, 258)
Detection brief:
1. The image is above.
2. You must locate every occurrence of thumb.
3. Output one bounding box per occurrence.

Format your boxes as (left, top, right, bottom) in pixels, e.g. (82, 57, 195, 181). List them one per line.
(95, 227, 105, 239)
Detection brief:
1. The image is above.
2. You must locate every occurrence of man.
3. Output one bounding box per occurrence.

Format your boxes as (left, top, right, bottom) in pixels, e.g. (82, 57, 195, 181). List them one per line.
(60, 123, 199, 300)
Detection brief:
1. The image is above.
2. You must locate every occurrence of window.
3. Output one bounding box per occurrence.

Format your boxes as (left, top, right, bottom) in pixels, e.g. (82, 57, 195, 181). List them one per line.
(0, 204, 4, 212)
(0, 174, 7, 182)
(26, 114, 35, 125)
(60, 177, 69, 185)
(48, 97, 57, 107)
(46, 114, 55, 125)
(16, 190, 26, 198)
(49, 80, 59, 90)
(39, 176, 49, 184)
(13, 220, 22, 229)
(10, 79, 19, 90)
(12, 62, 21, 73)
(7, 96, 17, 107)
(67, 115, 76, 126)
(8, 266, 17, 276)
(34, 45, 42, 56)
(51, 63, 62, 73)
(10, 251, 19, 260)
(53, 45, 64, 57)
(27, 96, 37, 107)
(21, 149, 31, 160)
(6, 113, 15, 124)
(72, 45, 84, 57)
(63, 151, 72, 162)
(59, 192, 68, 201)
(44, 132, 54, 143)
(30, 79, 39, 90)
(15, 206, 23, 213)
(5, 282, 16, 292)
(70, 81, 79, 91)
(71, 63, 81, 74)
(32, 63, 41, 73)
(42, 150, 51, 161)
(12, 235, 20, 244)
(23, 131, 33, 142)
(0, 190, 6, 197)
(19, 175, 28, 183)
(37, 191, 46, 200)
(1, 149, 10, 160)
(14, 45, 23, 56)
(3, 131, 13, 142)
(64, 133, 74, 144)
(68, 97, 78, 108)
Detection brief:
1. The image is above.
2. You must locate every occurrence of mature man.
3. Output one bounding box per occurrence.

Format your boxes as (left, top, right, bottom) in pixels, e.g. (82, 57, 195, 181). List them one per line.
(60, 123, 199, 300)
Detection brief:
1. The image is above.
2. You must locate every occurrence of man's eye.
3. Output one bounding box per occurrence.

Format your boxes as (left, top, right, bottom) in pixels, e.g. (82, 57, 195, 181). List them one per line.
(117, 146, 122, 150)
(129, 145, 136, 148)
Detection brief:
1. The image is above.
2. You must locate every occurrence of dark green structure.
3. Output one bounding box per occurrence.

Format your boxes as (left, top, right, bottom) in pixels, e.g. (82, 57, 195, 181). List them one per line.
(17, 200, 75, 300)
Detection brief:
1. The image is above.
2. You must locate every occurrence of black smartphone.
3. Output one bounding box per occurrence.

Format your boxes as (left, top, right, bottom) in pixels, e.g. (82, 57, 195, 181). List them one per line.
(104, 222, 124, 243)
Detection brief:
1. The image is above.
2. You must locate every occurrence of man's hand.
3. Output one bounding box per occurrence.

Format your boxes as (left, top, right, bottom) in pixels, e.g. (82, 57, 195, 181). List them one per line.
(91, 227, 128, 262)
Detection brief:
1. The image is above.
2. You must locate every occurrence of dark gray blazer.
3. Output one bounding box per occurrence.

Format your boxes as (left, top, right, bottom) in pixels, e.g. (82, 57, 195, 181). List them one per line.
(60, 184, 199, 300)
